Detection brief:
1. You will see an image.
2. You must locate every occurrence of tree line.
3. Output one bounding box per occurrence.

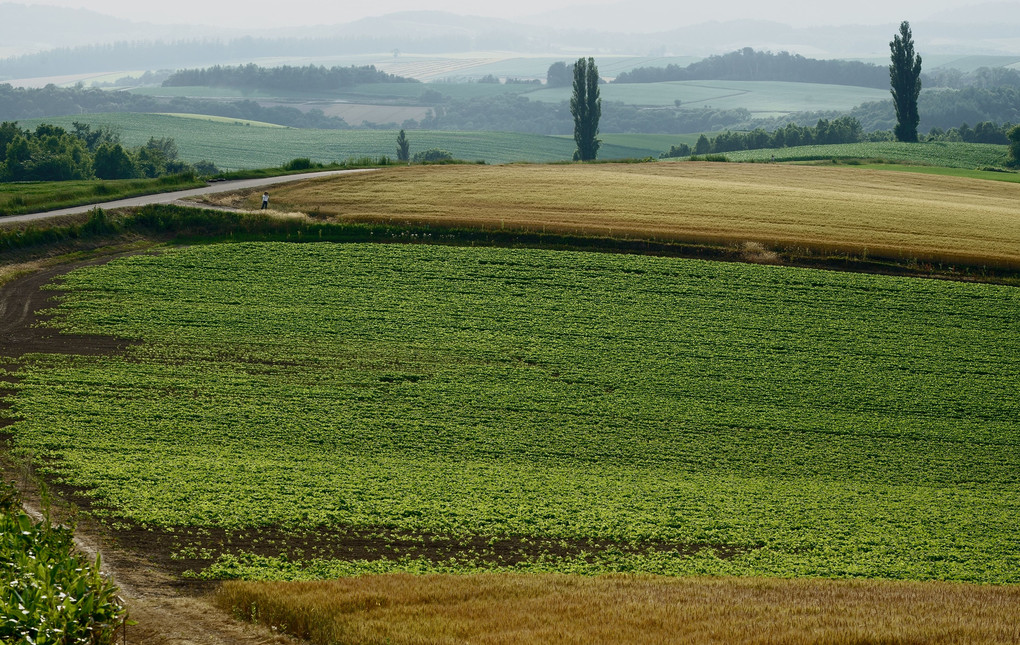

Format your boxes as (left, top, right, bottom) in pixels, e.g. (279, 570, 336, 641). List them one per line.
(848, 86, 1020, 133)
(662, 116, 865, 157)
(0, 84, 351, 129)
(163, 63, 416, 92)
(0, 121, 214, 181)
(614, 48, 890, 89)
(609, 47, 1020, 95)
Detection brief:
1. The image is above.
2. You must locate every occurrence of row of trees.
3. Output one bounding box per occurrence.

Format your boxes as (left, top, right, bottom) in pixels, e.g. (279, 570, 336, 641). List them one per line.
(0, 121, 213, 181)
(672, 117, 866, 157)
(163, 63, 416, 92)
(661, 117, 1016, 159)
(614, 49, 890, 89)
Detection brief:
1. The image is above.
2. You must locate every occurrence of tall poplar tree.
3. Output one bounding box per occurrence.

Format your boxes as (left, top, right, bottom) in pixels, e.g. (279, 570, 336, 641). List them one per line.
(396, 129, 410, 162)
(889, 21, 922, 142)
(571, 57, 601, 161)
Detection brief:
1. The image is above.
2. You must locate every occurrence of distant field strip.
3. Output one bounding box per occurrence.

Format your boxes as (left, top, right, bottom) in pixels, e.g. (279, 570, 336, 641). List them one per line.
(525, 80, 890, 113)
(258, 163, 1020, 269)
(8, 243, 1019, 582)
(21, 114, 661, 166)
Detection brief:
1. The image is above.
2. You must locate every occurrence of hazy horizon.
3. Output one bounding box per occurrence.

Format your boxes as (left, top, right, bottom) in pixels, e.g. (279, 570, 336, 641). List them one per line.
(6, 0, 1014, 30)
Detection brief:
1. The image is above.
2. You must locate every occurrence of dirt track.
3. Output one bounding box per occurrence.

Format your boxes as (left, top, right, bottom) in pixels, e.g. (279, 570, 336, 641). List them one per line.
(0, 256, 298, 645)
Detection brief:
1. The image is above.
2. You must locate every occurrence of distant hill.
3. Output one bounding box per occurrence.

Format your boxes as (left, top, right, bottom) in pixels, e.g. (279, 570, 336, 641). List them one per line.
(3, 5, 1020, 84)
(0, 2, 216, 55)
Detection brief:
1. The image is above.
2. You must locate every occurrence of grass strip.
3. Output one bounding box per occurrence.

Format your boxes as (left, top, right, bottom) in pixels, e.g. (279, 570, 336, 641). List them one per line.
(0, 174, 205, 218)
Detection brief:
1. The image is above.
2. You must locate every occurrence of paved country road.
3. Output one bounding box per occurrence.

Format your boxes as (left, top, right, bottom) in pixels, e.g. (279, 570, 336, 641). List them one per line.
(1, 169, 376, 225)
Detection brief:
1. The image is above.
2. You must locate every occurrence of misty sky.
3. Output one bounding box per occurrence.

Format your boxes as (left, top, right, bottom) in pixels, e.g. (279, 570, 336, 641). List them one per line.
(11, 0, 992, 29)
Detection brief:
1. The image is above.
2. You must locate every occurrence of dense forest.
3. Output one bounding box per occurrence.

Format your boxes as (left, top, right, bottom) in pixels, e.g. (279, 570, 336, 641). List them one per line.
(163, 64, 417, 92)
(845, 86, 1020, 132)
(0, 121, 210, 181)
(614, 49, 889, 88)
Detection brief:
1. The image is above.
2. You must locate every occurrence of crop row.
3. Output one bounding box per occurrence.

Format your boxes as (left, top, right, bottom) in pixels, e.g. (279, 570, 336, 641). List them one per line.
(8, 243, 1020, 582)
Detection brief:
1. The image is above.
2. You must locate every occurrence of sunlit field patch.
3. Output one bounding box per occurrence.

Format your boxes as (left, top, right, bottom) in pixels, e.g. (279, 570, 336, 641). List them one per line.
(256, 162, 1020, 269)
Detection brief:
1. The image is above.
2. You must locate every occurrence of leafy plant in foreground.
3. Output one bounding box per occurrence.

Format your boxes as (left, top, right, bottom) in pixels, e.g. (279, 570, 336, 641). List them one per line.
(0, 482, 125, 644)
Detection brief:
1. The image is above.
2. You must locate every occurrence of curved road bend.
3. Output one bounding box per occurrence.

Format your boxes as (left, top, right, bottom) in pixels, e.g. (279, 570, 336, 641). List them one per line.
(1, 168, 377, 226)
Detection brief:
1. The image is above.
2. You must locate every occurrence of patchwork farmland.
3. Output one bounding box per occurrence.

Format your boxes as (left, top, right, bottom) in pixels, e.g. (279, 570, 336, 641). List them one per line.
(2, 159, 1019, 643)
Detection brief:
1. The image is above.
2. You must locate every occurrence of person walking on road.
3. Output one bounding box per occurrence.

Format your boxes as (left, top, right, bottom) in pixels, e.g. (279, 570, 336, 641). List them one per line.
(261, 192, 270, 209)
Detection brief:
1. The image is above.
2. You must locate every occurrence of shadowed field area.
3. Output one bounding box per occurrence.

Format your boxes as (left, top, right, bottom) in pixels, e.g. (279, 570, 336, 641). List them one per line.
(230, 162, 1020, 269)
(216, 573, 1020, 645)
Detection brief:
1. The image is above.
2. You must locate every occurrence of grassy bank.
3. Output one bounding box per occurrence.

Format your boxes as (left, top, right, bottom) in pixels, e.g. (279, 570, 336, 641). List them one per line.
(0, 174, 204, 218)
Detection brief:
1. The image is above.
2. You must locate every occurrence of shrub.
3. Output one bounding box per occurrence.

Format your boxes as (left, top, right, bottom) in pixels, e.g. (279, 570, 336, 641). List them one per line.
(412, 148, 454, 163)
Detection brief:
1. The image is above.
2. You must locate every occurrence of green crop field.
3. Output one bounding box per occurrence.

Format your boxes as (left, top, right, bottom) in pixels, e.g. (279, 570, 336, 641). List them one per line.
(7, 243, 1019, 583)
(718, 141, 1010, 168)
(157, 113, 288, 128)
(525, 80, 890, 116)
(19, 114, 663, 168)
(132, 86, 287, 99)
(346, 81, 533, 100)
(134, 77, 883, 119)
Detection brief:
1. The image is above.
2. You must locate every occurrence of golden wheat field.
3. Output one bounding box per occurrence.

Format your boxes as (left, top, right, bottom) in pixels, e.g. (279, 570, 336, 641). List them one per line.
(216, 574, 1020, 645)
(225, 162, 1020, 269)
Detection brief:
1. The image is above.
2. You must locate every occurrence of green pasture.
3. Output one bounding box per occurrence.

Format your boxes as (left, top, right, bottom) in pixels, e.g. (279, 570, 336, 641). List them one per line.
(8, 243, 1019, 583)
(718, 141, 1010, 169)
(526, 80, 890, 115)
(853, 164, 1020, 183)
(19, 114, 662, 167)
(156, 113, 288, 128)
(347, 81, 531, 101)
